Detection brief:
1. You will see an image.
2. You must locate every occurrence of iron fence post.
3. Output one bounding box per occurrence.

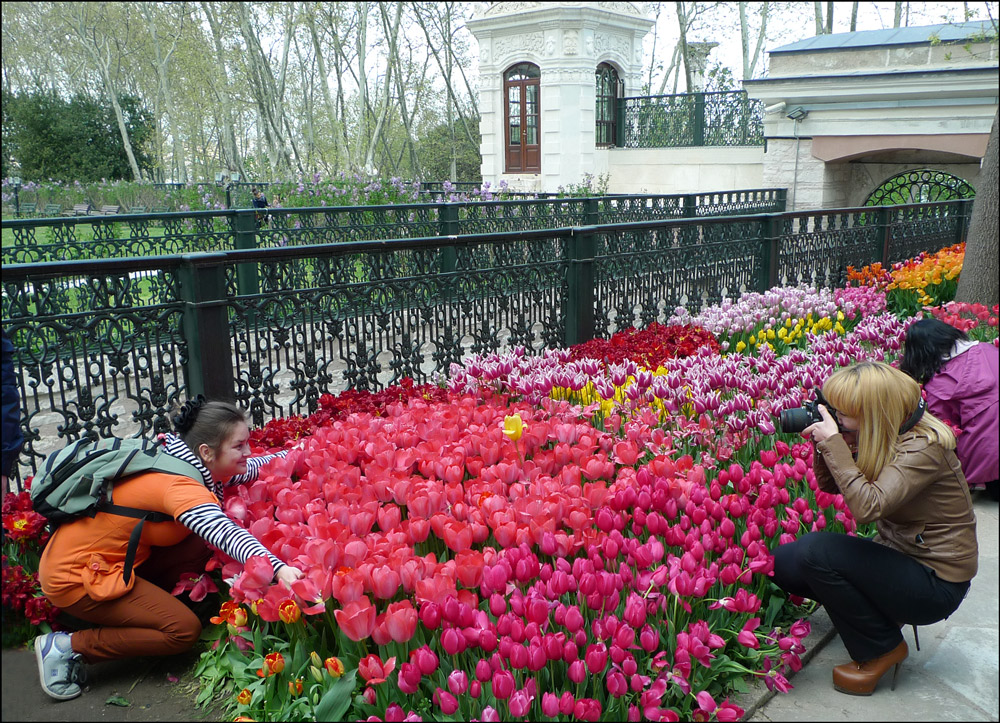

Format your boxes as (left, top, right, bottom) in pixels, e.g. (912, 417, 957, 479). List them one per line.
(439, 204, 459, 298)
(178, 253, 236, 402)
(233, 210, 259, 325)
(693, 93, 706, 146)
(565, 226, 596, 347)
(878, 206, 893, 266)
(775, 188, 788, 213)
(759, 214, 782, 292)
(616, 97, 627, 147)
(956, 198, 974, 243)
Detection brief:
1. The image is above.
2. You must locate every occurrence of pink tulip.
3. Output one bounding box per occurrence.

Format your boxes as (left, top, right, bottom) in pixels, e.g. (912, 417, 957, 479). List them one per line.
(479, 706, 500, 723)
(434, 688, 459, 715)
(567, 659, 586, 684)
(541, 692, 559, 717)
(585, 642, 608, 674)
(412, 645, 439, 675)
(508, 689, 533, 718)
(492, 670, 515, 700)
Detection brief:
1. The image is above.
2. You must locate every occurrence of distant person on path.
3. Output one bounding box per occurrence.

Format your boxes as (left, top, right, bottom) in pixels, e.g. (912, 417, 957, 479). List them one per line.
(251, 186, 269, 228)
(2, 328, 24, 494)
(34, 399, 303, 702)
(772, 362, 977, 696)
(900, 318, 999, 501)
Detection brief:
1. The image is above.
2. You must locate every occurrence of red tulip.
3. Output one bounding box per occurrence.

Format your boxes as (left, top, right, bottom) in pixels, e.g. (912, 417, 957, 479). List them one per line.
(334, 596, 376, 642)
(358, 654, 397, 685)
(384, 600, 418, 643)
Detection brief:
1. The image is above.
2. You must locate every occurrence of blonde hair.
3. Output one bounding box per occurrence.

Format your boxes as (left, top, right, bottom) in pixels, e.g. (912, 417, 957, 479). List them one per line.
(821, 361, 955, 480)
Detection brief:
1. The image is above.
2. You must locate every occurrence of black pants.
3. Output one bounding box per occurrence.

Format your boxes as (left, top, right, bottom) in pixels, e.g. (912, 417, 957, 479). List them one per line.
(772, 532, 970, 662)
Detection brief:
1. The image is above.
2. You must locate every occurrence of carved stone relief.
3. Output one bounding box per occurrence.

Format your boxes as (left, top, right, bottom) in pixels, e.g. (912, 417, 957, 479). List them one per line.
(493, 32, 544, 63)
(593, 32, 630, 62)
(563, 29, 579, 55)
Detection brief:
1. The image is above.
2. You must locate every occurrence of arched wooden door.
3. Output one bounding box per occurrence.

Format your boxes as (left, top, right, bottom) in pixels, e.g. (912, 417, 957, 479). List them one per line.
(504, 63, 541, 173)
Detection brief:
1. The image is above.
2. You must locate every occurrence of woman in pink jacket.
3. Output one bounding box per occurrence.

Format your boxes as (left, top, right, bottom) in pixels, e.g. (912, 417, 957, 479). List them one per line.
(901, 318, 999, 500)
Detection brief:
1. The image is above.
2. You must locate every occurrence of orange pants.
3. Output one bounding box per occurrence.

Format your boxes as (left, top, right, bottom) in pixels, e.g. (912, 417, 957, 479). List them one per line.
(62, 534, 212, 663)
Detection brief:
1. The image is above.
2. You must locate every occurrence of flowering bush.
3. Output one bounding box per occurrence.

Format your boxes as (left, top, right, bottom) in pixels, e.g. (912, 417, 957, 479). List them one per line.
(669, 285, 865, 357)
(924, 301, 999, 346)
(2, 485, 62, 646)
(566, 323, 720, 370)
(850, 244, 964, 318)
(1, 242, 974, 721)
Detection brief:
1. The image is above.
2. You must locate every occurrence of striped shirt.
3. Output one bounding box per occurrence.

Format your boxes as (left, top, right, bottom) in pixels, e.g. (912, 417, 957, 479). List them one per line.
(162, 433, 291, 574)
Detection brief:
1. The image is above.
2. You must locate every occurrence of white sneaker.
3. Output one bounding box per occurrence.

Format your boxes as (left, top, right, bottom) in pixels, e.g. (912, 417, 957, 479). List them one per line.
(34, 632, 86, 701)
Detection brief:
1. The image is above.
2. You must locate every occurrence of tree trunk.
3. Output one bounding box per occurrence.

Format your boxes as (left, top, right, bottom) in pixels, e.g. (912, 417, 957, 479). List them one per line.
(66, 5, 143, 180)
(142, 6, 187, 183)
(307, 4, 350, 172)
(850, 2, 859, 32)
(955, 110, 999, 306)
(894, 2, 903, 28)
(825, 1, 834, 33)
(201, 2, 244, 177)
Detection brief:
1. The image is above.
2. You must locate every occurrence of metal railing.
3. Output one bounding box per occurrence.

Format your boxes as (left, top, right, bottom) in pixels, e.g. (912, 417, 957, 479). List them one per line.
(617, 91, 764, 148)
(2, 198, 971, 480)
(1, 190, 786, 264)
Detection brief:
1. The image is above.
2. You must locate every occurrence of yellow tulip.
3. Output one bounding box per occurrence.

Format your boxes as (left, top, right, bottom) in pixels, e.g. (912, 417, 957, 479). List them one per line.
(503, 413, 525, 442)
(736, 341, 747, 352)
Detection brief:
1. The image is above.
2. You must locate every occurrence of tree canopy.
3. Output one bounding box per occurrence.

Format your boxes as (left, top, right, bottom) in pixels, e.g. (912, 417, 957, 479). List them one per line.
(2, 90, 155, 182)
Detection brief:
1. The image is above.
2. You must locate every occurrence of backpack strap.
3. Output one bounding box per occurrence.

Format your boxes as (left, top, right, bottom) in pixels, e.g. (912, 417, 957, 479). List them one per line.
(108, 505, 174, 585)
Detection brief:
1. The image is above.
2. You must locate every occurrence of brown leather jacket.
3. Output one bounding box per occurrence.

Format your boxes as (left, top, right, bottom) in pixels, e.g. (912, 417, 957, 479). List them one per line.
(814, 431, 978, 583)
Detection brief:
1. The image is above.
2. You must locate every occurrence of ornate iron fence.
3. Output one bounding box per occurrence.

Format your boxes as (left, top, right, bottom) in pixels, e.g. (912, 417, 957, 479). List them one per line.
(2, 199, 971, 480)
(1, 190, 785, 265)
(617, 91, 765, 148)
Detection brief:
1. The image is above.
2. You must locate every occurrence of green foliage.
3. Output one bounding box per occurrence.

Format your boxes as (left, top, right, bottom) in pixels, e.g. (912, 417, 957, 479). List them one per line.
(415, 117, 483, 184)
(556, 172, 610, 197)
(2, 90, 155, 182)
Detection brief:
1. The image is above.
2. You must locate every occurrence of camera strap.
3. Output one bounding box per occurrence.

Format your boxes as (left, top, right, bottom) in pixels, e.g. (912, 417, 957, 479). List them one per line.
(899, 398, 926, 434)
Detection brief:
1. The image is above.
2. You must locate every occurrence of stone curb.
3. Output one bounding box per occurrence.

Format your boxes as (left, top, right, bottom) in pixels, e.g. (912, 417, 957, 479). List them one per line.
(733, 605, 839, 721)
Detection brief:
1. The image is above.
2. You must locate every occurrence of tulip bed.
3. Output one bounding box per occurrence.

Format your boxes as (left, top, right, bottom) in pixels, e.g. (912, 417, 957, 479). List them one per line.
(2, 242, 997, 721)
(184, 242, 996, 722)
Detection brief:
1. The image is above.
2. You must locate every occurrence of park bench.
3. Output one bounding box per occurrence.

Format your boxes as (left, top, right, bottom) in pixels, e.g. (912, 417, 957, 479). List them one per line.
(127, 206, 147, 214)
(62, 203, 92, 216)
(18, 203, 37, 216)
(94, 205, 121, 216)
(43, 204, 62, 216)
(150, 206, 169, 214)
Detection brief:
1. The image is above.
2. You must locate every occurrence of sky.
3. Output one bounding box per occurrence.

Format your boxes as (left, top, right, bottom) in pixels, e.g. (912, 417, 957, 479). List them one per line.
(460, 1, 999, 91)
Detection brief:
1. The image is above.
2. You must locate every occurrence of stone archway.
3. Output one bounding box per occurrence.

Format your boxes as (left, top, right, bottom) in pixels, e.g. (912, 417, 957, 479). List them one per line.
(863, 168, 976, 206)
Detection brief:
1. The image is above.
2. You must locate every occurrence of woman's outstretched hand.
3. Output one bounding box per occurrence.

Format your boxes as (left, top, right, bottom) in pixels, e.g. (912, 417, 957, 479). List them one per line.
(276, 565, 304, 588)
(802, 404, 840, 444)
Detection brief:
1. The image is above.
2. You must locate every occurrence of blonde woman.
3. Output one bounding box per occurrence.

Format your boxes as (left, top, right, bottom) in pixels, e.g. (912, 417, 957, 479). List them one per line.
(772, 362, 977, 696)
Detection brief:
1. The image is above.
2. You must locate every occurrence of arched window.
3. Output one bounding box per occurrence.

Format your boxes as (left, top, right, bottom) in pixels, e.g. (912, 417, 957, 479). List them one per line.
(504, 63, 540, 173)
(864, 169, 975, 206)
(595, 63, 622, 147)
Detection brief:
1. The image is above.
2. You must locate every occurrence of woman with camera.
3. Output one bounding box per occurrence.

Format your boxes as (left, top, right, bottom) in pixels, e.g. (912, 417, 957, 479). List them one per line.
(900, 318, 999, 500)
(771, 361, 977, 696)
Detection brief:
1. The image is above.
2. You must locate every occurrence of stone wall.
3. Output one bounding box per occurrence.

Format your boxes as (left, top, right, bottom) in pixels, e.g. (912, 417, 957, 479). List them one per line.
(599, 147, 765, 195)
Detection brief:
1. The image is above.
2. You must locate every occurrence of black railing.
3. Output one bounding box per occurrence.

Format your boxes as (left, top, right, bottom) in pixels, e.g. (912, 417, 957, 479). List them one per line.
(617, 91, 764, 148)
(1, 190, 786, 264)
(2, 198, 971, 480)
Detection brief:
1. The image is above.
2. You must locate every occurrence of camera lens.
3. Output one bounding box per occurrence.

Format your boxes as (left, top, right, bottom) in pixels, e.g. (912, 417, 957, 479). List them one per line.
(779, 408, 814, 434)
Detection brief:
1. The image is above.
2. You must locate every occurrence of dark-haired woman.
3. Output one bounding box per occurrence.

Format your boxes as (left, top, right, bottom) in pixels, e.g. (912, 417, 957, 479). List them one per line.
(34, 400, 303, 701)
(901, 318, 999, 500)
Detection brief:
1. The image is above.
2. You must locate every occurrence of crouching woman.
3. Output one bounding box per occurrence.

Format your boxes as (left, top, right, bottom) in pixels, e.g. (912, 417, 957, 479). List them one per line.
(772, 362, 977, 695)
(34, 400, 302, 701)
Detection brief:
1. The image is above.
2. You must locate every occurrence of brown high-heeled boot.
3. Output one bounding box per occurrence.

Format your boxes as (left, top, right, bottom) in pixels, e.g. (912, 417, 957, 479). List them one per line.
(832, 640, 908, 696)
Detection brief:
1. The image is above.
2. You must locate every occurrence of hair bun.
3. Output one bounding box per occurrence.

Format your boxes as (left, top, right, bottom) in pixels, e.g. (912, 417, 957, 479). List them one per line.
(172, 395, 207, 434)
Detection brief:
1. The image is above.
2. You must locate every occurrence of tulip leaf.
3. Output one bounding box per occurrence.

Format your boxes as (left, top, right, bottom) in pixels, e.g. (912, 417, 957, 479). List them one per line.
(105, 695, 131, 707)
(313, 670, 356, 721)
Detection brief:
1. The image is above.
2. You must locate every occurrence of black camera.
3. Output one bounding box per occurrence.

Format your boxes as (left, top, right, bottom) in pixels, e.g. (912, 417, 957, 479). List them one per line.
(779, 390, 841, 435)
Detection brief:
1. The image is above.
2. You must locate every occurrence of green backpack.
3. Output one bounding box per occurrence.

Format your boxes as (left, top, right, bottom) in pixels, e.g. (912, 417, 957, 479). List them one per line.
(31, 437, 203, 584)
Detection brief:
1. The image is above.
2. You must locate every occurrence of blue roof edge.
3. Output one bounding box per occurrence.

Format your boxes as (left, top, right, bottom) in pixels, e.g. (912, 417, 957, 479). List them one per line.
(770, 20, 997, 53)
